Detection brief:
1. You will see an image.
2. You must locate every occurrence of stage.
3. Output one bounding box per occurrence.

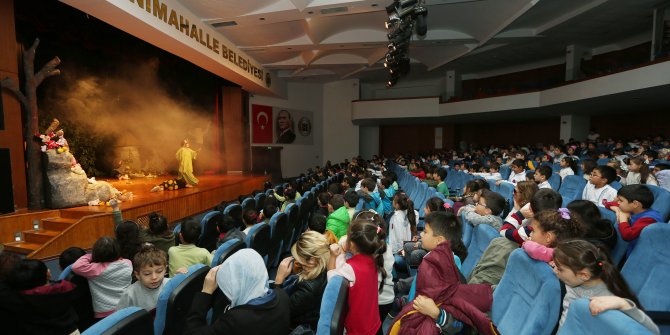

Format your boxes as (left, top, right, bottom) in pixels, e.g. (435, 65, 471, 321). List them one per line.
(1, 174, 269, 259)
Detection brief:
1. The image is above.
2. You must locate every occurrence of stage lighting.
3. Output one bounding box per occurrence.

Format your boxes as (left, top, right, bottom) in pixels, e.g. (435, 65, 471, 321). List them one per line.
(415, 6, 428, 36)
(388, 5, 415, 22)
(387, 76, 398, 88)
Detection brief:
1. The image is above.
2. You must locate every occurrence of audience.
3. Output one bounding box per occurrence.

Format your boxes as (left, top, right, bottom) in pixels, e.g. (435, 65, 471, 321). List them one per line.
(184, 249, 290, 335)
(168, 219, 213, 277)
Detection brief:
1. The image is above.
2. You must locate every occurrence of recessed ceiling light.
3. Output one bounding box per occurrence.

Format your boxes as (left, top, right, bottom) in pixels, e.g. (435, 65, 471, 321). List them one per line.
(371, 3, 378, 6)
(287, 47, 292, 50)
(307, 11, 314, 14)
(259, 17, 265, 21)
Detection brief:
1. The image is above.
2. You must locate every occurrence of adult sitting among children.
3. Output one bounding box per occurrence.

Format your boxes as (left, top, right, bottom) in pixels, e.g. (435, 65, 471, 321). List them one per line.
(184, 249, 290, 335)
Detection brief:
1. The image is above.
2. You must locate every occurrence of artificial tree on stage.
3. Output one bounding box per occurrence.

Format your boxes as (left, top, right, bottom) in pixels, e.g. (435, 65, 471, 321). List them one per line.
(0, 38, 61, 209)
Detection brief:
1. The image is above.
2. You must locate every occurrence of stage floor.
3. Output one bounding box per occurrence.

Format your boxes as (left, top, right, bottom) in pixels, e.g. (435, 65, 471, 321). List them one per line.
(61, 174, 268, 215)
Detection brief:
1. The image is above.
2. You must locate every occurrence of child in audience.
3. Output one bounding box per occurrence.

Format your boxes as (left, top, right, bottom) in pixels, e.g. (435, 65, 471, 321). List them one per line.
(309, 214, 338, 244)
(553, 240, 659, 334)
(389, 193, 418, 255)
(259, 203, 278, 225)
(326, 194, 351, 240)
(401, 197, 449, 272)
(216, 214, 246, 246)
(72, 236, 132, 319)
(450, 179, 487, 214)
(498, 159, 527, 185)
(566, 200, 617, 251)
(623, 157, 658, 186)
(9, 259, 80, 335)
(458, 189, 505, 230)
(280, 188, 298, 212)
(380, 178, 396, 216)
(469, 189, 563, 286)
(117, 244, 170, 312)
(359, 178, 383, 212)
(316, 192, 332, 217)
(559, 157, 577, 180)
(534, 165, 553, 189)
(393, 212, 497, 335)
(472, 162, 502, 181)
(611, 185, 663, 260)
(168, 219, 213, 277)
(141, 212, 175, 256)
(115, 220, 143, 262)
(328, 218, 387, 335)
(344, 189, 360, 221)
(241, 208, 260, 235)
(185, 249, 291, 335)
(58, 246, 95, 331)
(582, 165, 618, 207)
(521, 209, 585, 262)
(436, 168, 450, 197)
(581, 159, 597, 182)
(274, 231, 329, 329)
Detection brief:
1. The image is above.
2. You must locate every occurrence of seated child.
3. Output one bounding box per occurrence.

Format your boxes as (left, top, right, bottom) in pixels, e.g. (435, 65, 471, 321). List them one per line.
(241, 208, 260, 235)
(344, 189, 359, 221)
(497, 159, 526, 185)
(553, 240, 659, 334)
(582, 165, 618, 207)
(141, 212, 175, 256)
(216, 214, 246, 247)
(327, 218, 386, 335)
(458, 189, 505, 230)
(558, 157, 577, 180)
(471, 162, 502, 181)
(72, 236, 132, 319)
(392, 212, 497, 335)
(435, 168, 450, 197)
(259, 203, 278, 225)
(611, 184, 663, 260)
(309, 214, 338, 244)
(326, 194, 351, 240)
(10, 259, 79, 335)
(168, 219, 213, 277)
(59, 246, 95, 330)
(521, 209, 585, 263)
(534, 165, 553, 189)
(117, 245, 170, 312)
(469, 189, 563, 286)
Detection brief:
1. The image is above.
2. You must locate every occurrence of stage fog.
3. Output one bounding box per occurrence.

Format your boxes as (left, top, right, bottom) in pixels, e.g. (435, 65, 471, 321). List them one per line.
(41, 58, 217, 177)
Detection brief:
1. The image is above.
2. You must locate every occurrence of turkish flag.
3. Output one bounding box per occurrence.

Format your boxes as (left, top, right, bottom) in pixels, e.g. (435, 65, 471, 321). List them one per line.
(252, 104, 273, 144)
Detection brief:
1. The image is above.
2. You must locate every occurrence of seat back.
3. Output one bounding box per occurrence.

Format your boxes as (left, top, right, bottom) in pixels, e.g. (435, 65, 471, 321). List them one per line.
(254, 193, 267, 212)
(211, 238, 246, 267)
(500, 165, 511, 180)
(597, 207, 628, 265)
(548, 173, 561, 191)
(58, 264, 73, 281)
(223, 204, 243, 229)
(82, 307, 153, 335)
(492, 249, 561, 335)
(460, 212, 474, 248)
(610, 180, 622, 191)
(241, 197, 256, 210)
(461, 224, 499, 278)
(245, 223, 272, 266)
(621, 223, 670, 312)
(487, 179, 499, 193)
(198, 210, 222, 252)
(284, 203, 301, 250)
(597, 158, 610, 165)
(316, 275, 349, 335)
(557, 298, 653, 335)
(498, 182, 515, 208)
(558, 175, 587, 207)
(646, 185, 670, 221)
(268, 212, 289, 268)
(154, 264, 210, 335)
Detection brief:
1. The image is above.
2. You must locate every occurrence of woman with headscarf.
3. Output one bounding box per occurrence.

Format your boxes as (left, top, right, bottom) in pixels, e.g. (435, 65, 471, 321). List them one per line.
(184, 249, 290, 335)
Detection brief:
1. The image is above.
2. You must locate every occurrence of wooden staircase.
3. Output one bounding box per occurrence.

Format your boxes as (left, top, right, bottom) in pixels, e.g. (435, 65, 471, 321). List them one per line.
(3, 214, 82, 255)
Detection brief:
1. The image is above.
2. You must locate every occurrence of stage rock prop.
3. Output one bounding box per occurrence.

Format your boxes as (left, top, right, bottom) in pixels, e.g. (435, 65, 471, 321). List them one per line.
(44, 149, 119, 208)
(0, 38, 61, 209)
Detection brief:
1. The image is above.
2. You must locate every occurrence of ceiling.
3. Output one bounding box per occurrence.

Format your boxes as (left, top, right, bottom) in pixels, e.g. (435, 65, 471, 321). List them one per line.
(177, 0, 667, 84)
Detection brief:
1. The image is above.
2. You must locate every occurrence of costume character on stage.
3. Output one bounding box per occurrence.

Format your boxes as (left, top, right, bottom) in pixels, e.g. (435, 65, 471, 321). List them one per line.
(176, 139, 198, 187)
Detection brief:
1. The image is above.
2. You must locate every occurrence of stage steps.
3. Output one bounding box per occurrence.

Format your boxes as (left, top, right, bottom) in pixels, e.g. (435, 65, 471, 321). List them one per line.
(2, 214, 83, 255)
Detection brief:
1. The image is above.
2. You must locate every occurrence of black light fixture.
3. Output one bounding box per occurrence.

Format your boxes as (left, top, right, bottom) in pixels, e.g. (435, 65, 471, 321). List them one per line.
(382, 0, 428, 87)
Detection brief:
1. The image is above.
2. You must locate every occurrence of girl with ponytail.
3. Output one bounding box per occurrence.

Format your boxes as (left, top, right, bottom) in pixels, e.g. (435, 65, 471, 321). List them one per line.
(328, 211, 390, 335)
(521, 208, 585, 263)
(389, 192, 418, 254)
(553, 239, 659, 334)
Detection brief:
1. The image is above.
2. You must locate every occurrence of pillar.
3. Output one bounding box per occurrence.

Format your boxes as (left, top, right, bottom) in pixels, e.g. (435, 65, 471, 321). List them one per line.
(560, 114, 590, 142)
(445, 70, 461, 101)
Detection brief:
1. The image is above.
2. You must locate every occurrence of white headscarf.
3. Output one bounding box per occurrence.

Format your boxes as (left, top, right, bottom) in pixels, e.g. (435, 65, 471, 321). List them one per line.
(216, 249, 269, 308)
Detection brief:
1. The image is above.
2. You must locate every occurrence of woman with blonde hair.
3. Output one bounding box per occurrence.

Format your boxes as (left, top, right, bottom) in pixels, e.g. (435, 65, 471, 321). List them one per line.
(274, 231, 329, 329)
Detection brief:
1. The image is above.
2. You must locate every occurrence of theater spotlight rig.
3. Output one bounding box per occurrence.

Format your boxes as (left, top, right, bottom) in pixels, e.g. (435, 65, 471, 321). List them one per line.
(384, 0, 427, 87)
